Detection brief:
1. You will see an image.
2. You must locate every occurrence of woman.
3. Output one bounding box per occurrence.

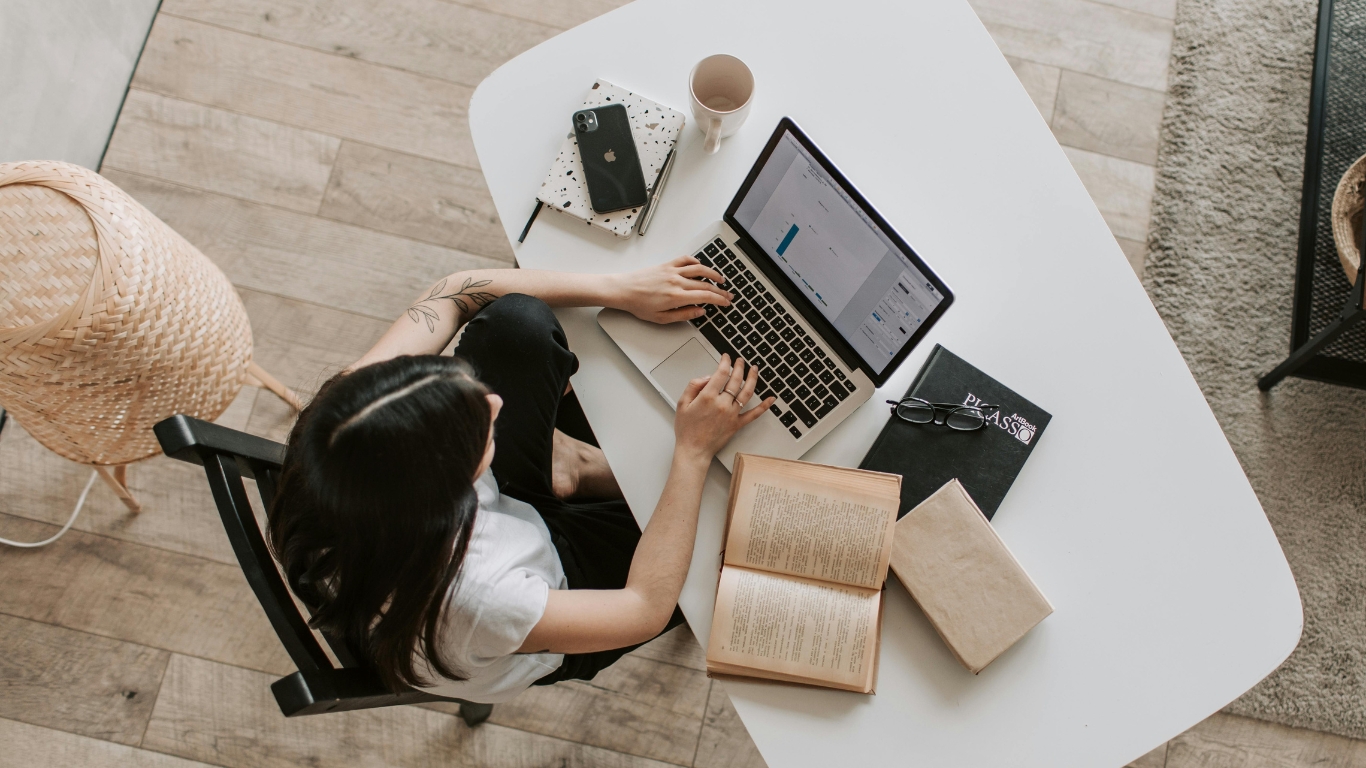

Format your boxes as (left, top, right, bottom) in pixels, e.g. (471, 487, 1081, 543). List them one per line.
(267, 256, 775, 703)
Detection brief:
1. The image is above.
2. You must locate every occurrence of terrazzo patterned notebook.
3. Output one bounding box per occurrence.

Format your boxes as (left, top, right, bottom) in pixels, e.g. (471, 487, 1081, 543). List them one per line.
(538, 80, 685, 237)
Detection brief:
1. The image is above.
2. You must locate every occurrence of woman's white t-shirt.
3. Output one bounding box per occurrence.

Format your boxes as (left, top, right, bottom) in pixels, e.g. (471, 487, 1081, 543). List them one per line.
(417, 468, 566, 703)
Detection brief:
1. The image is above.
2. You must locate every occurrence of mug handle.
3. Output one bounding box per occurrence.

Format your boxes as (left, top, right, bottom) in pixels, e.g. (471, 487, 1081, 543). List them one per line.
(704, 117, 723, 155)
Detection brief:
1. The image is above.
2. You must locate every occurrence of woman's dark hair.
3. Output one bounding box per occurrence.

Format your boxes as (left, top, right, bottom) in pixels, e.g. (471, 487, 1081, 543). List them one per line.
(267, 354, 492, 690)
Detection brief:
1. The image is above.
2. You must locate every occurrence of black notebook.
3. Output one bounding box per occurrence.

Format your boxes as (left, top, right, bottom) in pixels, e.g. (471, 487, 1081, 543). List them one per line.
(859, 345, 1050, 520)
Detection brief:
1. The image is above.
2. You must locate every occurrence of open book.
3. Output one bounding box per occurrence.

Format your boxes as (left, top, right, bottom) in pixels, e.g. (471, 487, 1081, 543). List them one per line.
(705, 454, 901, 693)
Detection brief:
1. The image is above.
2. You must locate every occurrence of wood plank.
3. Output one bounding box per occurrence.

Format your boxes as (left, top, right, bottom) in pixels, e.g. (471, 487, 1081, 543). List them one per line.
(143, 653, 677, 768)
(235, 288, 391, 444)
(1118, 236, 1146, 277)
(628, 623, 707, 672)
(0, 718, 218, 768)
(0, 388, 255, 566)
(1128, 741, 1167, 767)
(239, 287, 390, 392)
(132, 14, 477, 167)
(969, 0, 1173, 91)
(0, 614, 169, 746)
(246, 387, 298, 444)
(101, 170, 508, 321)
(441, 0, 630, 31)
(693, 681, 767, 768)
(1062, 146, 1154, 242)
(1051, 70, 1166, 164)
(0, 513, 293, 676)
(161, 0, 556, 87)
(1166, 712, 1366, 767)
(481, 654, 709, 765)
(1090, 0, 1176, 20)
(1006, 56, 1062, 122)
(103, 89, 339, 213)
(319, 140, 516, 262)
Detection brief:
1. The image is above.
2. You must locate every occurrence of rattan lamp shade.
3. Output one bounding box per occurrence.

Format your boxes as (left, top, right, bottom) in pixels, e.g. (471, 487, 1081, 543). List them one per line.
(0, 162, 277, 507)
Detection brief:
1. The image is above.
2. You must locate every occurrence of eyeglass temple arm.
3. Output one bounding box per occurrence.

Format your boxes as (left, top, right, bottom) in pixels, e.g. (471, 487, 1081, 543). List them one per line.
(886, 399, 1001, 409)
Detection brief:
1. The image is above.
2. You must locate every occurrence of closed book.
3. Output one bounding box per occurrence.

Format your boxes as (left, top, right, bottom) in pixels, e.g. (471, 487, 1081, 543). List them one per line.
(859, 344, 1050, 520)
(889, 479, 1052, 673)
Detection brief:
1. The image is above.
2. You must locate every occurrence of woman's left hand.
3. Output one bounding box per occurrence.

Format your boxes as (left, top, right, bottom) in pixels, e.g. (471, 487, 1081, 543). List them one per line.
(609, 255, 734, 324)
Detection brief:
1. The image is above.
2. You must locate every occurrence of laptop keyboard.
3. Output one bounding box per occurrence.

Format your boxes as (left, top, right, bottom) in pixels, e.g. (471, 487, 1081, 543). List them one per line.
(688, 238, 857, 440)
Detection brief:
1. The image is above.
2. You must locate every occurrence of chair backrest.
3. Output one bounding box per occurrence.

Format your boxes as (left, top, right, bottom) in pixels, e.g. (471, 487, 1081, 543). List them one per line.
(154, 414, 455, 716)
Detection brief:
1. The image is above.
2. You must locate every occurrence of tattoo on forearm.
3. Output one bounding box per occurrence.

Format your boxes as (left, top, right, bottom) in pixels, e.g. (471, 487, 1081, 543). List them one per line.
(405, 277, 497, 332)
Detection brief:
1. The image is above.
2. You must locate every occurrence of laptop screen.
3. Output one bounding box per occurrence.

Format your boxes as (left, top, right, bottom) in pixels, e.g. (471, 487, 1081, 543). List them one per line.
(728, 125, 948, 375)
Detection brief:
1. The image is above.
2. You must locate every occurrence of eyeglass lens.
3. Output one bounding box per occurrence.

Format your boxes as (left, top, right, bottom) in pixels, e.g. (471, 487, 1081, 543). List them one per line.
(894, 401, 936, 423)
(893, 399, 989, 431)
(944, 408, 986, 430)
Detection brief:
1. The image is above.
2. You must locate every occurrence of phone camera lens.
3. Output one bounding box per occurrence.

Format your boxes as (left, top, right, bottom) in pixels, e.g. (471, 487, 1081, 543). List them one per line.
(575, 123, 585, 132)
(576, 114, 586, 122)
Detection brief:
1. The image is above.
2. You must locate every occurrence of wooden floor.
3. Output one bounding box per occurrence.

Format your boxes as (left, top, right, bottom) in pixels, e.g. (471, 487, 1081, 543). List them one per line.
(0, 0, 1359, 766)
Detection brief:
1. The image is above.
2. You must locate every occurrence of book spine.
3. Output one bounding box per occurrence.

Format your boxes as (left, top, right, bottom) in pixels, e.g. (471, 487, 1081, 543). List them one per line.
(906, 343, 946, 398)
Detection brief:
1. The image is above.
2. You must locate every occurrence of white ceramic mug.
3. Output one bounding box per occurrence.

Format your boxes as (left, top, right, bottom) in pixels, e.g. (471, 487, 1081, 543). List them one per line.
(689, 54, 754, 154)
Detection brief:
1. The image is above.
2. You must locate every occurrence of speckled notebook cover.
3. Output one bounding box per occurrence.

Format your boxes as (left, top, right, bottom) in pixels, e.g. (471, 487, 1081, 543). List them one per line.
(538, 80, 685, 237)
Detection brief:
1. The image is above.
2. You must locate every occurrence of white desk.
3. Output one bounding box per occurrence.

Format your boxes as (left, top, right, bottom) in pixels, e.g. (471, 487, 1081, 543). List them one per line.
(469, 1, 1303, 765)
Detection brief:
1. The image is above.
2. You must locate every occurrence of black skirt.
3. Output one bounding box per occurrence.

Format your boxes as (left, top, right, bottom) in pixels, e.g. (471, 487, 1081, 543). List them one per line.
(452, 294, 684, 685)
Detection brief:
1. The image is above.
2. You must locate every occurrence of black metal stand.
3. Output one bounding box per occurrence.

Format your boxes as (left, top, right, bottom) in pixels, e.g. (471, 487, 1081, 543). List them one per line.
(1260, 265, 1366, 389)
(1258, 0, 1366, 391)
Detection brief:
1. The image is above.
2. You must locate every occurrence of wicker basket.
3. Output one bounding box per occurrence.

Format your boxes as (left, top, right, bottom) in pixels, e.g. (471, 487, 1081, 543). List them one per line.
(0, 161, 297, 510)
(1331, 153, 1366, 288)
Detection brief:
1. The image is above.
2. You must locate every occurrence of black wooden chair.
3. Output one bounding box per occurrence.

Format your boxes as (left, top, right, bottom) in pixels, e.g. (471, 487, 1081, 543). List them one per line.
(154, 414, 493, 726)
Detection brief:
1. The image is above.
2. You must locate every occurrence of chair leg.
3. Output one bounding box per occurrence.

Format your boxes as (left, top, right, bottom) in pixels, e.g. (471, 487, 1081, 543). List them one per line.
(94, 465, 141, 512)
(458, 701, 493, 727)
(246, 361, 304, 412)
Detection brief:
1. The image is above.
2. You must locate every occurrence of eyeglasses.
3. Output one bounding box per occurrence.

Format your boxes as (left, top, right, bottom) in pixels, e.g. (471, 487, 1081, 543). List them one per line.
(886, 397, 1001, 431)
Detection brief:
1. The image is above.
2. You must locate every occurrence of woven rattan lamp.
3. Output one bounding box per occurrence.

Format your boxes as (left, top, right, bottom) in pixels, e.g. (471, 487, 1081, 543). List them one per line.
(0, 161, 300, 512)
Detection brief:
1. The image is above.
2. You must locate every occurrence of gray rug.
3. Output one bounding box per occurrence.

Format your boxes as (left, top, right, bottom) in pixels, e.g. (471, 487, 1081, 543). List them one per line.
(1148, 0, 1366, 739)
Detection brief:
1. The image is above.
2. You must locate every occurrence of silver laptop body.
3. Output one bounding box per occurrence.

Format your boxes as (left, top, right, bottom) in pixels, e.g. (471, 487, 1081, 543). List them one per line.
(599, 119, 953, 471)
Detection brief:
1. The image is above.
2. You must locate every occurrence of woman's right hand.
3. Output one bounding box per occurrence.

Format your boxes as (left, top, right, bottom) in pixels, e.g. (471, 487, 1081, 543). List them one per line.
(526, 358, 771, 656)
(673, 354, 775, 463)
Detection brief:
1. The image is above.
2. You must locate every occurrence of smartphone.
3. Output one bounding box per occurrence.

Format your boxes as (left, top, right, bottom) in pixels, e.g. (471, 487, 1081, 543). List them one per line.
(573, 104, 648, 213)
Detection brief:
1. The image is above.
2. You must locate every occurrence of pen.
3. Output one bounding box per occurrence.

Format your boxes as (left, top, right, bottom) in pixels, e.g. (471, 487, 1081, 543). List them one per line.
(517, 200, 542, 243)
(637, 148, 677, 236)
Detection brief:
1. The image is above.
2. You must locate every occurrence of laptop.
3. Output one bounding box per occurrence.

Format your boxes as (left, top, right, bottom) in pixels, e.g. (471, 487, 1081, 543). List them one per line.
(598, 117, 953, 470)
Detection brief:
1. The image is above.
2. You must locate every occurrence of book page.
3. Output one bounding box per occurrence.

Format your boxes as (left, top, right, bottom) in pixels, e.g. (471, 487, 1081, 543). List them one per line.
(705, 566, 881, 691)
(724, 456, 899, 590)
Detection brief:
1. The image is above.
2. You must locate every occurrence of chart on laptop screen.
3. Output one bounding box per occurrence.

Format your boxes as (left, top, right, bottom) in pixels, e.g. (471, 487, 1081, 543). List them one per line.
(733, 131, 945, 373)
(749, 157, 886, 316)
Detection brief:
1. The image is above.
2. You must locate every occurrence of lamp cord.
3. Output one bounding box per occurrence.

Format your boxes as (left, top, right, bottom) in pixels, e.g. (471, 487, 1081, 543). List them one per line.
(0, 408, 100, 548)
(0, 471, 97, 548)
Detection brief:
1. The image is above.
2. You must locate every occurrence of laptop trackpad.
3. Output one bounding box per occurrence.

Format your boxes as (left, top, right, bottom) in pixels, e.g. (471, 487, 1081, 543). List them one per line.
(651, 338, 718, 403)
